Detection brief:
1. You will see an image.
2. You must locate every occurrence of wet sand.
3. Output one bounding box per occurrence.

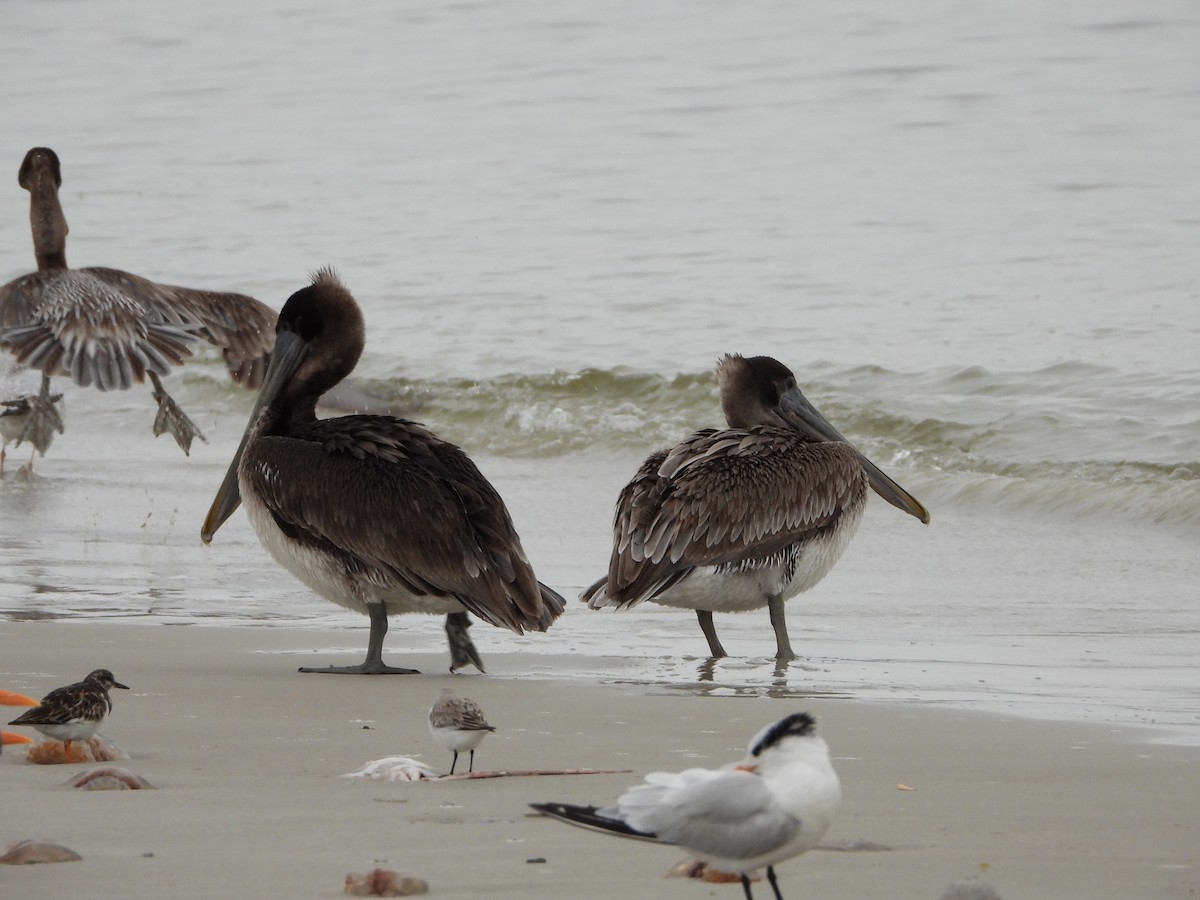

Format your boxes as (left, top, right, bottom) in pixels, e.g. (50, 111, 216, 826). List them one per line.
(2, 621, 1197, 899)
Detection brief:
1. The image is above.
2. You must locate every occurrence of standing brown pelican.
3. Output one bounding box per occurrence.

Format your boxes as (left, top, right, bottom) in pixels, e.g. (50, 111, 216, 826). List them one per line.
(201, 269, 565, 674)
(0, 147, 276, 455)
(582, 354, 929, 660)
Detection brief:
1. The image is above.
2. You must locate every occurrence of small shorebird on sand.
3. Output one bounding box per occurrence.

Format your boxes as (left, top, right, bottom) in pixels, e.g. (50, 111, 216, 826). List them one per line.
(428, 687, 496, 774)
(6, 669, 129, 760)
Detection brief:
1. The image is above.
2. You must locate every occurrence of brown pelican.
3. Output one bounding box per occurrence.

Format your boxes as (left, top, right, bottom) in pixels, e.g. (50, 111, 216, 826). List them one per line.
(0, 147, 276, 455)
(201, 269, 565, 674)
(582, 354, 929, 660)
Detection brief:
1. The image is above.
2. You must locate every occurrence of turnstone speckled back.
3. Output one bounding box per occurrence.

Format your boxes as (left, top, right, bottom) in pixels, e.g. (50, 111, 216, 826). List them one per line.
(428, 688, 495, 775)
(7, 669, 129, 757)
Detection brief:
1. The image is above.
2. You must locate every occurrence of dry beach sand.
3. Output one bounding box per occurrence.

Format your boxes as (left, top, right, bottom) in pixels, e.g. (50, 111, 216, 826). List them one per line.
(2, 622, 1197, 899)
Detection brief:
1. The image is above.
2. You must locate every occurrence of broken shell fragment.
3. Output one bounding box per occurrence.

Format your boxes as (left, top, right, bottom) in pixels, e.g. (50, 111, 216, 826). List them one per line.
(67, 766, 155, 790)
(25, 735, 129, 765)
(343, 868, 429, 896)
(0, 840, 83, 865)
(665, 859, 758, 883)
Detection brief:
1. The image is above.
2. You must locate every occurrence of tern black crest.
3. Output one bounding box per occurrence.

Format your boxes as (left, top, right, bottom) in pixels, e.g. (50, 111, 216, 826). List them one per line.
(750, 712, 816, 758)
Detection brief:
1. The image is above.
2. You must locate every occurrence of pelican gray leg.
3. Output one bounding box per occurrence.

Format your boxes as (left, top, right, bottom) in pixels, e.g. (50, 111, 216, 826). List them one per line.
(446, 612, 486, 673)
(768, 595, 796, 661)
(298, 602, 420, 674)
(148, 371, 206, 455)
(696, 610, 729, 657)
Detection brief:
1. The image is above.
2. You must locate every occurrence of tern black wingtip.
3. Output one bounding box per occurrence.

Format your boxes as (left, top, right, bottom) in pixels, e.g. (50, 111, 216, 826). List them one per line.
(530, 802, 660, 842)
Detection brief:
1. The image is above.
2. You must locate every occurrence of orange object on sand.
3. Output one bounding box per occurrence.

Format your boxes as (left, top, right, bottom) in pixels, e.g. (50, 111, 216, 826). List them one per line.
(0, 689, 38, 707)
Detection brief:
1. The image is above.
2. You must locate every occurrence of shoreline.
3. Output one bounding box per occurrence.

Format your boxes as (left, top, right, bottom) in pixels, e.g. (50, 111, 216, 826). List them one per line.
(3, 621, 1197, 898)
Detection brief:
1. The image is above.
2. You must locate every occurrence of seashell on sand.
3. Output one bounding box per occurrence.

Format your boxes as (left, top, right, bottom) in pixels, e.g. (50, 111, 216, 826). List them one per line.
(343, 868, 429, 896)
(0, 840, 83, 865)
(25, 735, 129, 765)
(665, 859, 758, 883)
(938, 878, 1005, 900)
(67, 766, 155, 790)
(339, 756, 439, 782)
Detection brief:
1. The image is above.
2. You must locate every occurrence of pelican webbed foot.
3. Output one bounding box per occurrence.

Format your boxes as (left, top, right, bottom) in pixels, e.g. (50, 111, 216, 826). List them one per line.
(297, 602, 420, 674)
(20, 377, 64, 448)
(148, 371, 207, 455)
(297, 662, 420, 675)
(2, 376, 64, 476)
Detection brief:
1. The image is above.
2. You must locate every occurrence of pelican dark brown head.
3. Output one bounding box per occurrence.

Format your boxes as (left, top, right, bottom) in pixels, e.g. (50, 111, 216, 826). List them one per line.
(717, 354, 805, 430)
(263, 268, 365, 424)
(18, 147, 61, 191)
(717, 353, 929, 524)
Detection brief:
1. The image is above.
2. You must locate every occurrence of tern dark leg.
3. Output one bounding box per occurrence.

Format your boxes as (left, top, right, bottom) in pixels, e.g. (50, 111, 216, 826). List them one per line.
(740, 873, 755, 900)
(468, 749, 475, 773)
(766, 865, 783, 900)
(449, 751, 459, 775)
(696, 610, 729, 658)
(446, 612, 486, 673)
(298, 603, 420, 674)
(148, 371, 207, 455)
(768, 596, 796, 661)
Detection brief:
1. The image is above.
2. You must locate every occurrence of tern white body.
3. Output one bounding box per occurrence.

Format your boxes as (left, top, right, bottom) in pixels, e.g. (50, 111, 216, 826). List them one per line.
(532, 711, 840, 899)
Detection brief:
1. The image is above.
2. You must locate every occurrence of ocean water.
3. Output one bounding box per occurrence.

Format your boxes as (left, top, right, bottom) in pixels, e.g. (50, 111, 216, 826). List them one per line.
(1, 0, 1198, 741)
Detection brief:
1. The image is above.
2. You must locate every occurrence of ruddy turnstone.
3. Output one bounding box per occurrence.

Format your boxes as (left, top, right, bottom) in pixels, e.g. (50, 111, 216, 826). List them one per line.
(6, 669, 129, 758)
(531, 711, 841, 900)
(428, 688, 496, 775)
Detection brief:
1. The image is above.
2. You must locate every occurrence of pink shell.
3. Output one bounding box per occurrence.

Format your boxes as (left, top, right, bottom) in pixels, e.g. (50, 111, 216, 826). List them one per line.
(67, 766, 154, 790)
(343, 868, 429, 896)
(0, 840, 83, 865)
